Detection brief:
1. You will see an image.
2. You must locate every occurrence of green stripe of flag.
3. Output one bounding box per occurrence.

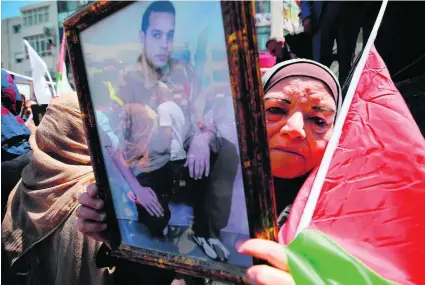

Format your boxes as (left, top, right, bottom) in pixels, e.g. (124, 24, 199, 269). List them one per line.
(285, 229, 398, 285)
(55, 72, 63, 92)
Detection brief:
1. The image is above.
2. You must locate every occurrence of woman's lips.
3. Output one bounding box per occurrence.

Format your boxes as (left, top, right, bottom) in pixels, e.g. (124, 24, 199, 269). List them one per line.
(270, 147, 303, 157)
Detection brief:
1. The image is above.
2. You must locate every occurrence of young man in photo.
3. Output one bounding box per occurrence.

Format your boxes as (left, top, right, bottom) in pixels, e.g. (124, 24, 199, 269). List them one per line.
(111, 0, 235, 262)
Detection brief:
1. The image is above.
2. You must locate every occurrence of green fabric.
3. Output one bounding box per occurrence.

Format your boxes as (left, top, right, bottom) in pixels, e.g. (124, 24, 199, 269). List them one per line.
(285, 229, 398, 285)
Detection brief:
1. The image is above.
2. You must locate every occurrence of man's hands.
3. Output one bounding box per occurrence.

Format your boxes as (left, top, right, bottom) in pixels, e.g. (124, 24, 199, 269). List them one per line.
(128, 184, 164, 218)
(303, 17, 312, 34)
(184, 132, 211, 180)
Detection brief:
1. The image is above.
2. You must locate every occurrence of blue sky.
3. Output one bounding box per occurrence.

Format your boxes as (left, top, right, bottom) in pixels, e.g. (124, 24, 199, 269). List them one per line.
(1, 1, 38, 19)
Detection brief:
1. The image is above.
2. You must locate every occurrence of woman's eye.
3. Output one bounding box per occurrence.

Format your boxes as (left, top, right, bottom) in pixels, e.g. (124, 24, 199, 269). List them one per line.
(266, 107, 286, 115)
(312, 117, 327, 127)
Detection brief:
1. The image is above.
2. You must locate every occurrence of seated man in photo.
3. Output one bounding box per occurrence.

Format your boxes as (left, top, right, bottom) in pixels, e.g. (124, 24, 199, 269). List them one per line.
(112, 0, 236, 262)
(123, 82, 187, 238)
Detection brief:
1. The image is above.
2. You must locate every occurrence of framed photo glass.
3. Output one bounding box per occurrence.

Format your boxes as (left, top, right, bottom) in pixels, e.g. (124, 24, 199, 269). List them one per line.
(64, 1, 275, 283)
(15, 81, 33, 101)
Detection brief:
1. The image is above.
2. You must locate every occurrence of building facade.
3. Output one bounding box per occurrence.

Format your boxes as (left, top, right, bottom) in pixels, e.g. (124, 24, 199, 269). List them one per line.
(2, 0, 299, 77)
(1, 1, 89, 80)
(57, 1, 90, 44)
(1, 1, 59, 78)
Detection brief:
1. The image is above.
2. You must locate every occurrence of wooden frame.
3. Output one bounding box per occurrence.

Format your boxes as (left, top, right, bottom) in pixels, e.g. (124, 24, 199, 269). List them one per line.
(64, 1, 276, 283)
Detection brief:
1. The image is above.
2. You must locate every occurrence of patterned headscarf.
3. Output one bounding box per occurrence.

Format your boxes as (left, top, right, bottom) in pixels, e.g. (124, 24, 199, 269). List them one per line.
(1, 70, 22, 115)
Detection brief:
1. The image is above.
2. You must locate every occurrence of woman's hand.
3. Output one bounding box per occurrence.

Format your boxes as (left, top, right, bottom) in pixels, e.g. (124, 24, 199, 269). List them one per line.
(236, 239, 295, 285)
(76, 183, 111, 248)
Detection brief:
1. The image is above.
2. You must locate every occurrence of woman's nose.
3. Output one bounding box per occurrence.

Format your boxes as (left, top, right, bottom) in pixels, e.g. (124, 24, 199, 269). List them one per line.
(279, 112, 306, 140)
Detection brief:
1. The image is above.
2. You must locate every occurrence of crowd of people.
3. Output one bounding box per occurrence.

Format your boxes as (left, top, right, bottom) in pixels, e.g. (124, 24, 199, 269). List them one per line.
(1, 1, 424, 285)
(265, 2, 382, 88)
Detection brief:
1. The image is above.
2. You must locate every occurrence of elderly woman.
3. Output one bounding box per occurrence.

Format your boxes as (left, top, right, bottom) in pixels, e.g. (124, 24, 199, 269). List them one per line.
(235, 59, 341, 285)
(75, 59, 341, 285)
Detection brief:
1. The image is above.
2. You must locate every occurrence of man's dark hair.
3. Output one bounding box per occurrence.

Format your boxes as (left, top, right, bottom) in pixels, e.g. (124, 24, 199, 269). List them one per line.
(141, 1, 176, 33)
(265, 38, 278, 49)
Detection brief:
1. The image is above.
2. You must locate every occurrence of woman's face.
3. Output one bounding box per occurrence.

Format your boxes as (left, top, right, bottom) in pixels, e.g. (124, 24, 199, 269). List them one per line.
(264, 77, 336, 179)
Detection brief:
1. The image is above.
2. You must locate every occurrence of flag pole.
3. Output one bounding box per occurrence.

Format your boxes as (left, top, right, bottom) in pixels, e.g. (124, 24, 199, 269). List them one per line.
(56, 32, 67, 95)
(295, 0, 389, 236)
(46, 68, 57, 97)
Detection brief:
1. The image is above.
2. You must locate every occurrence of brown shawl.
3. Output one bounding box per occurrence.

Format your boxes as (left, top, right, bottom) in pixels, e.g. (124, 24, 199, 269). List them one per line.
(2, 93, 112, 285)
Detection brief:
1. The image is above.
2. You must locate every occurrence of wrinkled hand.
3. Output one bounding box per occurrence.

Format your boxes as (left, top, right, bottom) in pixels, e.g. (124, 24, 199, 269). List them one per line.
(129, 184, 164, 218)
(76, 183, 110, 248)
(184, 132, 211, 180)
(236, 239, 295, 285)
(303, 17, 312, 34)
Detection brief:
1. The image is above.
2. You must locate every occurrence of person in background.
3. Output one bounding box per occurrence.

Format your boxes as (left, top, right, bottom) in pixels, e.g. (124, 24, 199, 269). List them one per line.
(2, 93, 114, 285)
(266, 38, 297, 65)
(1, 70, 32, 220)
(300, 1, 355, 85)
(1, 70, 23, 116)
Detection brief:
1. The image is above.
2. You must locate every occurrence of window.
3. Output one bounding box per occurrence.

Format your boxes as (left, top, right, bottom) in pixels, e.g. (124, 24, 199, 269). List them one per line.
(58, 1, 68, 13)
(255, 0, 271, 14)
(44, 10, 49, 22)
(67, 1, 80, 11)
(24, 34, 52, 57)
(256, 26, 271, 51)
(14, 52, 24, 64)
(13, 24, 21, 33)
(22, 7, 49, 26)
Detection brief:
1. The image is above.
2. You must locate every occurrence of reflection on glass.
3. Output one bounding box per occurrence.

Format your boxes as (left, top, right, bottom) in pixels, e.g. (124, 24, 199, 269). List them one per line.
(80, 0, 251, 269)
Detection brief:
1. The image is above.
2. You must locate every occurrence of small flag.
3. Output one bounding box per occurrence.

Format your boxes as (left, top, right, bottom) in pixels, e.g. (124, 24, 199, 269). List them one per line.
(23, 40, 56, 104)
(56, 33, 73, 94)
(56, 62, 73, 94)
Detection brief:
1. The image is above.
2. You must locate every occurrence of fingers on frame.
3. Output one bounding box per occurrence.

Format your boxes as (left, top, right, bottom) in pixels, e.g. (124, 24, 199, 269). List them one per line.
(76, 205, 106, 222)
(85, 183, 99, 197)
(77, 218, 107, 234)
(78, 192, 104, 210)
(246, 265, 295, 285)
(237, 239, 289, 272)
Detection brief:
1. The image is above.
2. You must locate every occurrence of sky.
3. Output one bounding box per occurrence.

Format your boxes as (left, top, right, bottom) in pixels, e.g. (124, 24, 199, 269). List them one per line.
(1, 1, 38, 19)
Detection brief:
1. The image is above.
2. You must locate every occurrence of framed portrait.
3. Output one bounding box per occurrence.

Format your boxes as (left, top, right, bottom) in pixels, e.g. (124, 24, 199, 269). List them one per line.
(64, 1, 275, 283)
(15, 80, 33, 101)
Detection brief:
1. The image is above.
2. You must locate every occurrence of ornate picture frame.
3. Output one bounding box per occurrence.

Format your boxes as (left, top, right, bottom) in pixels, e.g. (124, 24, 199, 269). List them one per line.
(64, 1, 276, 283)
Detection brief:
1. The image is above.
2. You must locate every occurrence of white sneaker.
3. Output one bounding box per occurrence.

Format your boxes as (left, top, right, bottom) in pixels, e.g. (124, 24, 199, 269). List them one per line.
(162, 226, 169, 237)
(192, 235, 218, 260)
(208, 238, 230, 262)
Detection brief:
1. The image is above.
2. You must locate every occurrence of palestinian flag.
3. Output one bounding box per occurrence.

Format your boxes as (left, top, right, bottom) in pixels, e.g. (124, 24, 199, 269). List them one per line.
(56, 33, 73, 95)
(278, 2, 425, 284)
